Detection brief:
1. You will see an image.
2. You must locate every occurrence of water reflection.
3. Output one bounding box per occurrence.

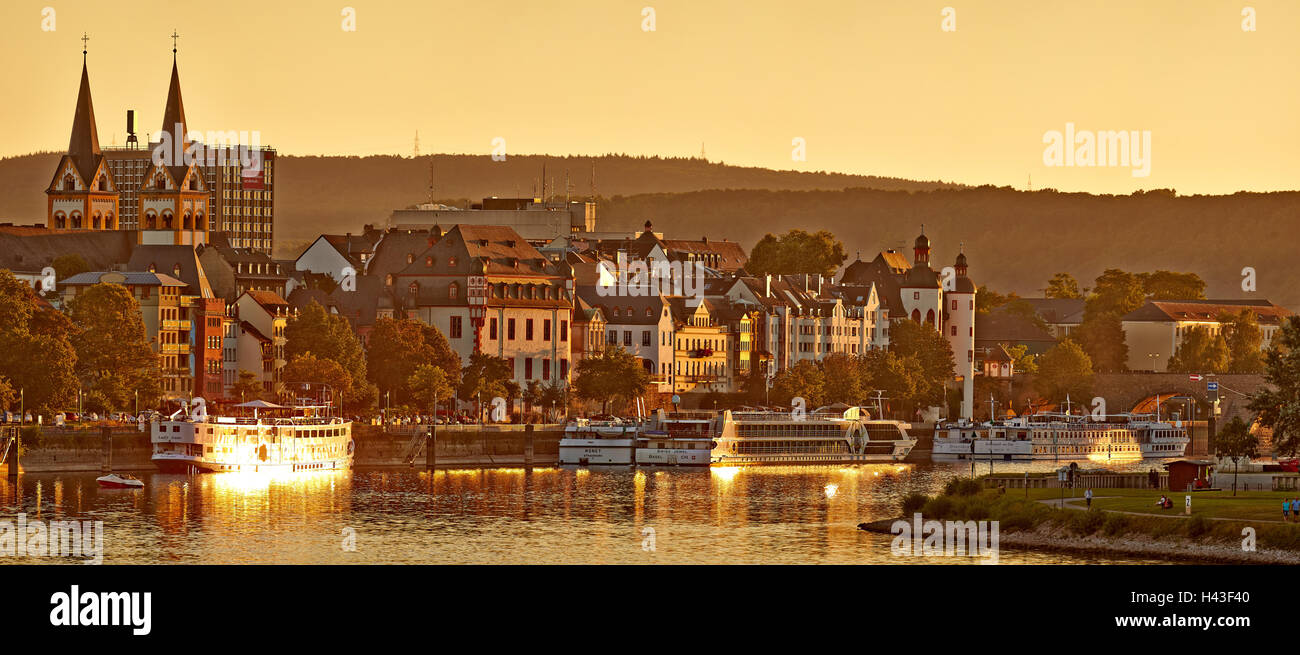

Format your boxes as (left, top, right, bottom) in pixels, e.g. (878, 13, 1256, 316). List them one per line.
(0, 461, 1172, 565)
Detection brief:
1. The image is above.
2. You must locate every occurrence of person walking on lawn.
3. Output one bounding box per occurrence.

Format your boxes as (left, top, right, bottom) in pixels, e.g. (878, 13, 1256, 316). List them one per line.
(1085, 488, 1093, 508)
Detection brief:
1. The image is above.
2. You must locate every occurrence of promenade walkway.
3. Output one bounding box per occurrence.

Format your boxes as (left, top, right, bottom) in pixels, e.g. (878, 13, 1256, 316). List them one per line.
(1038, 497, 1287, 524)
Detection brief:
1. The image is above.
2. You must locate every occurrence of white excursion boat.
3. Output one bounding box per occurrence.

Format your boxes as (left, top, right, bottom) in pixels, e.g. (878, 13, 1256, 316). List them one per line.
(96, 473, 144, 489)
(152, 397, 354, 474)
(559, 418, 640, 465)
(634, 412, 716, 466)
(932, 412, 1189, 462)
(711, 405, 916, 466)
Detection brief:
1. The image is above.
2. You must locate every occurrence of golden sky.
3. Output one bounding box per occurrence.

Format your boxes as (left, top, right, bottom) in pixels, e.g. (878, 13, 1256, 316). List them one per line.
(1, 0, 1295, 194)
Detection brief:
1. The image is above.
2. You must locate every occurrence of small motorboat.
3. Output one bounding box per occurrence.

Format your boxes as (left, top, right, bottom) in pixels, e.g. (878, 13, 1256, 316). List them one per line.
(96, 473, 144, 489)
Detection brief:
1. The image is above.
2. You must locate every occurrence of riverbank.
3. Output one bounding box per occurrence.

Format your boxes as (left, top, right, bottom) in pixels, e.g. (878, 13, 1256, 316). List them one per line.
(862, 478, 1300, 564)
(3, 424, 564, 473)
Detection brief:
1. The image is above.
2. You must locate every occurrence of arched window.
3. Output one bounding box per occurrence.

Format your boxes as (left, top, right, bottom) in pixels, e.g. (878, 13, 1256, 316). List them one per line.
(92, 215, 101, 229)
(145, 212, 157, 229)
(155, 174, 167, 190)
(645, 308, 653, 317)
(448, 256, 457, 268)
(105, 213, 115, 230)
(162, 213, 174, 229)
(63, 174, 76, 191)
(183, 213, 193, 230)
(612, 308, 620, 317)
(911, 309, 921, 322)
(98, 177, 108, 191)
(54, 214, 66, 229)
(193, 213, 202, 230)
(406, 253, 415, 265)
(408, 282, 419, 295)
(385, 274, 394, 286)
(448, 282, 459, 299)
(926, 309, 935, 326)
(71, 214, 82, 229)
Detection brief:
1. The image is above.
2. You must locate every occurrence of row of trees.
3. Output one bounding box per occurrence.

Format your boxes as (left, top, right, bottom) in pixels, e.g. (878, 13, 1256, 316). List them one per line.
(0, 270, 161, 415)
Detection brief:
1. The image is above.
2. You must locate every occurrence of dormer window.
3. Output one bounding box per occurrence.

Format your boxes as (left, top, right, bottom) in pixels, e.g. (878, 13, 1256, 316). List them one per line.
(448, 256, 458, 268)
(408, 282, 419, 295)
(449, 282, 459, 299)
(406, 253, 415, 265)
(425, 257, 433, 267)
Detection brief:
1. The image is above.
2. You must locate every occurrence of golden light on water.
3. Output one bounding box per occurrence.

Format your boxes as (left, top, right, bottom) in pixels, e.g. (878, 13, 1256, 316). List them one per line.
(711, 467, 740, 482)
(824, 483, 838, 499)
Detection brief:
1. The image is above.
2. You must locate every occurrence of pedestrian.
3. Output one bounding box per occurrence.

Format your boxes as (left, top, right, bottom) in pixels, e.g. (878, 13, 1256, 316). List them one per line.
(1085, 488, 1093, 508)
(1283, 498, 1290, 522)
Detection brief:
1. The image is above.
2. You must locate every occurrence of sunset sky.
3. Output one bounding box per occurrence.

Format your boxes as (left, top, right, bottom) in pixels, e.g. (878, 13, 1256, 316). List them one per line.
(1, 0, 1295, 195)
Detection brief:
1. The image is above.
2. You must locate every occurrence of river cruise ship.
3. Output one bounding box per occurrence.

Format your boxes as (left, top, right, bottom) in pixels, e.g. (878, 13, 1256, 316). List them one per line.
(931, 412, 1188, 462)
(711, 405, 916, 465)
(152, 399, 354, 473)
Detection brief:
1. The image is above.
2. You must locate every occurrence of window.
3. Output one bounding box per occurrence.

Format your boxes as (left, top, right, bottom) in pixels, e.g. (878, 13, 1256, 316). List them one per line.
(490, 317, 498, 340)
(642, 331, 651, 347)
(450, 316, 462, 339)
(560, 320, 568, 342)
(543, 319, 552, 341)
(526, 319, 534, 340)
(623, 331, 632, 347)
(448, 282, 459, 299)
(524, 358, 533, 379)
(951, 299, 957, 310)
(608, 329, 617, 344)
(951, 325, 957, 336)
(507, 318, 516, 340)
(542, 358, 551, 381)
(913, 292, 920, 300)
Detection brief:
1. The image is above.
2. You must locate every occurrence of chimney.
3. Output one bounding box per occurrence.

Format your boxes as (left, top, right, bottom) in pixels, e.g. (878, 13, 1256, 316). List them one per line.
(765, 274, 771, 298)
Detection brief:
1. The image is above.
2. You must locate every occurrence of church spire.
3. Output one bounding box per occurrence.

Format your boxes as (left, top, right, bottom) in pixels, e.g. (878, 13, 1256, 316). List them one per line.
(161, 30, 189, 149)
(68, 34, 103, 182)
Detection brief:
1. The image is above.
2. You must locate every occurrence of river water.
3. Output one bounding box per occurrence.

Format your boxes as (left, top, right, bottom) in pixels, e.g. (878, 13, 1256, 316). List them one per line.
(0, 460, 1171, 564)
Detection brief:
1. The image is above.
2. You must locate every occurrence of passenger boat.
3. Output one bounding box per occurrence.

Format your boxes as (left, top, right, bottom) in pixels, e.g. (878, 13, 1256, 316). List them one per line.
(634, 412, 715, 466)
(152, 397, 353, 474)
(559, 418, 639, 465)
(710, 405, 916, 465)
(932, 411, 1189, 462)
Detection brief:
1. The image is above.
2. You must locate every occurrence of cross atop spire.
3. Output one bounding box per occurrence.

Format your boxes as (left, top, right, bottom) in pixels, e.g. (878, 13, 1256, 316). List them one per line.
(81, 32, 89, 61)
(171, 30, 179, 55)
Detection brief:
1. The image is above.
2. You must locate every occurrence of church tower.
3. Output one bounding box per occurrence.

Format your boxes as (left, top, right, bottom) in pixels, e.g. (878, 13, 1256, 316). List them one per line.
(138, 36, 208, 247)
(945, 246, 977, 420)
(900, 226, 943, 331)
(46, 37, 119, 231)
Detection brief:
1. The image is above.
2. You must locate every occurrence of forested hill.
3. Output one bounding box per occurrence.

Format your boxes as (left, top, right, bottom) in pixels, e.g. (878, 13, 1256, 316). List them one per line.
(597, 187, 1300, 309)
(1, 151, 1295, 308)
(0, 151, 961, 238)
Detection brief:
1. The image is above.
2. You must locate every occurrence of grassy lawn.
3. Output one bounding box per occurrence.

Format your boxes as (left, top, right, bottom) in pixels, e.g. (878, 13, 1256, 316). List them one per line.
(1007, 487, 1300, 522)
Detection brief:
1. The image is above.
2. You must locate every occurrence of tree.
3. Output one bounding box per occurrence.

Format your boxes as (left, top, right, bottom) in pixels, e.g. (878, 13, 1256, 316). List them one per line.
(1166, 326, 1229, 374)
(1249, 316, 1300, 456)
(366, 317, 461, 404)
(286, 300, 375, 409)
(1214, 416, 1258, 496)
(819, 353, 866, 405)
(65, 283, 161, 412)
(51, 254, 90, 282)
(408, 364, 454, 417)
(1220, 309, 1264, 374)
(1035, 340, 1094, 403)
(283, 353, 353, 405)
(1074, 313, 1128, 372)
(1044, 273, 1083, 299)
(231, 370, 263, 402)
(1139, 270, 1206, 300)
(458, 353, 514, 418)
(975, 285, 1016, 314)
(572, 345, 650, 413)
(745, 229, 847, 277)
(1086, 269, 1146, 318)
(860, 349, 922, 418)
(770, 359, 825, 408)
(0, 270, 77, 412)
(1003, 344, 1038, 374)
(888, 319, 955, 409)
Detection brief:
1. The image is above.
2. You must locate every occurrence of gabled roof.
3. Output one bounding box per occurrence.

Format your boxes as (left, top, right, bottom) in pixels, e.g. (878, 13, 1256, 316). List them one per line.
(1122, 299, 1292, 325)
(127, 244, 214, 298)
(575, 286, 669, 325)
(242, 289, 290, 311)
(60, 271, 187, 287)
(0, 229, 134, 273)
(975, 311, 1057, 345)
(1018, 298, 1086, 325)
(838, 254, 905, 314)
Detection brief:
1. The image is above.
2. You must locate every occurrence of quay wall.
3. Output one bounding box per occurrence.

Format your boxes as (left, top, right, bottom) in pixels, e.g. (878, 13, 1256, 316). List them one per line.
(3, 424, 565, 473)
